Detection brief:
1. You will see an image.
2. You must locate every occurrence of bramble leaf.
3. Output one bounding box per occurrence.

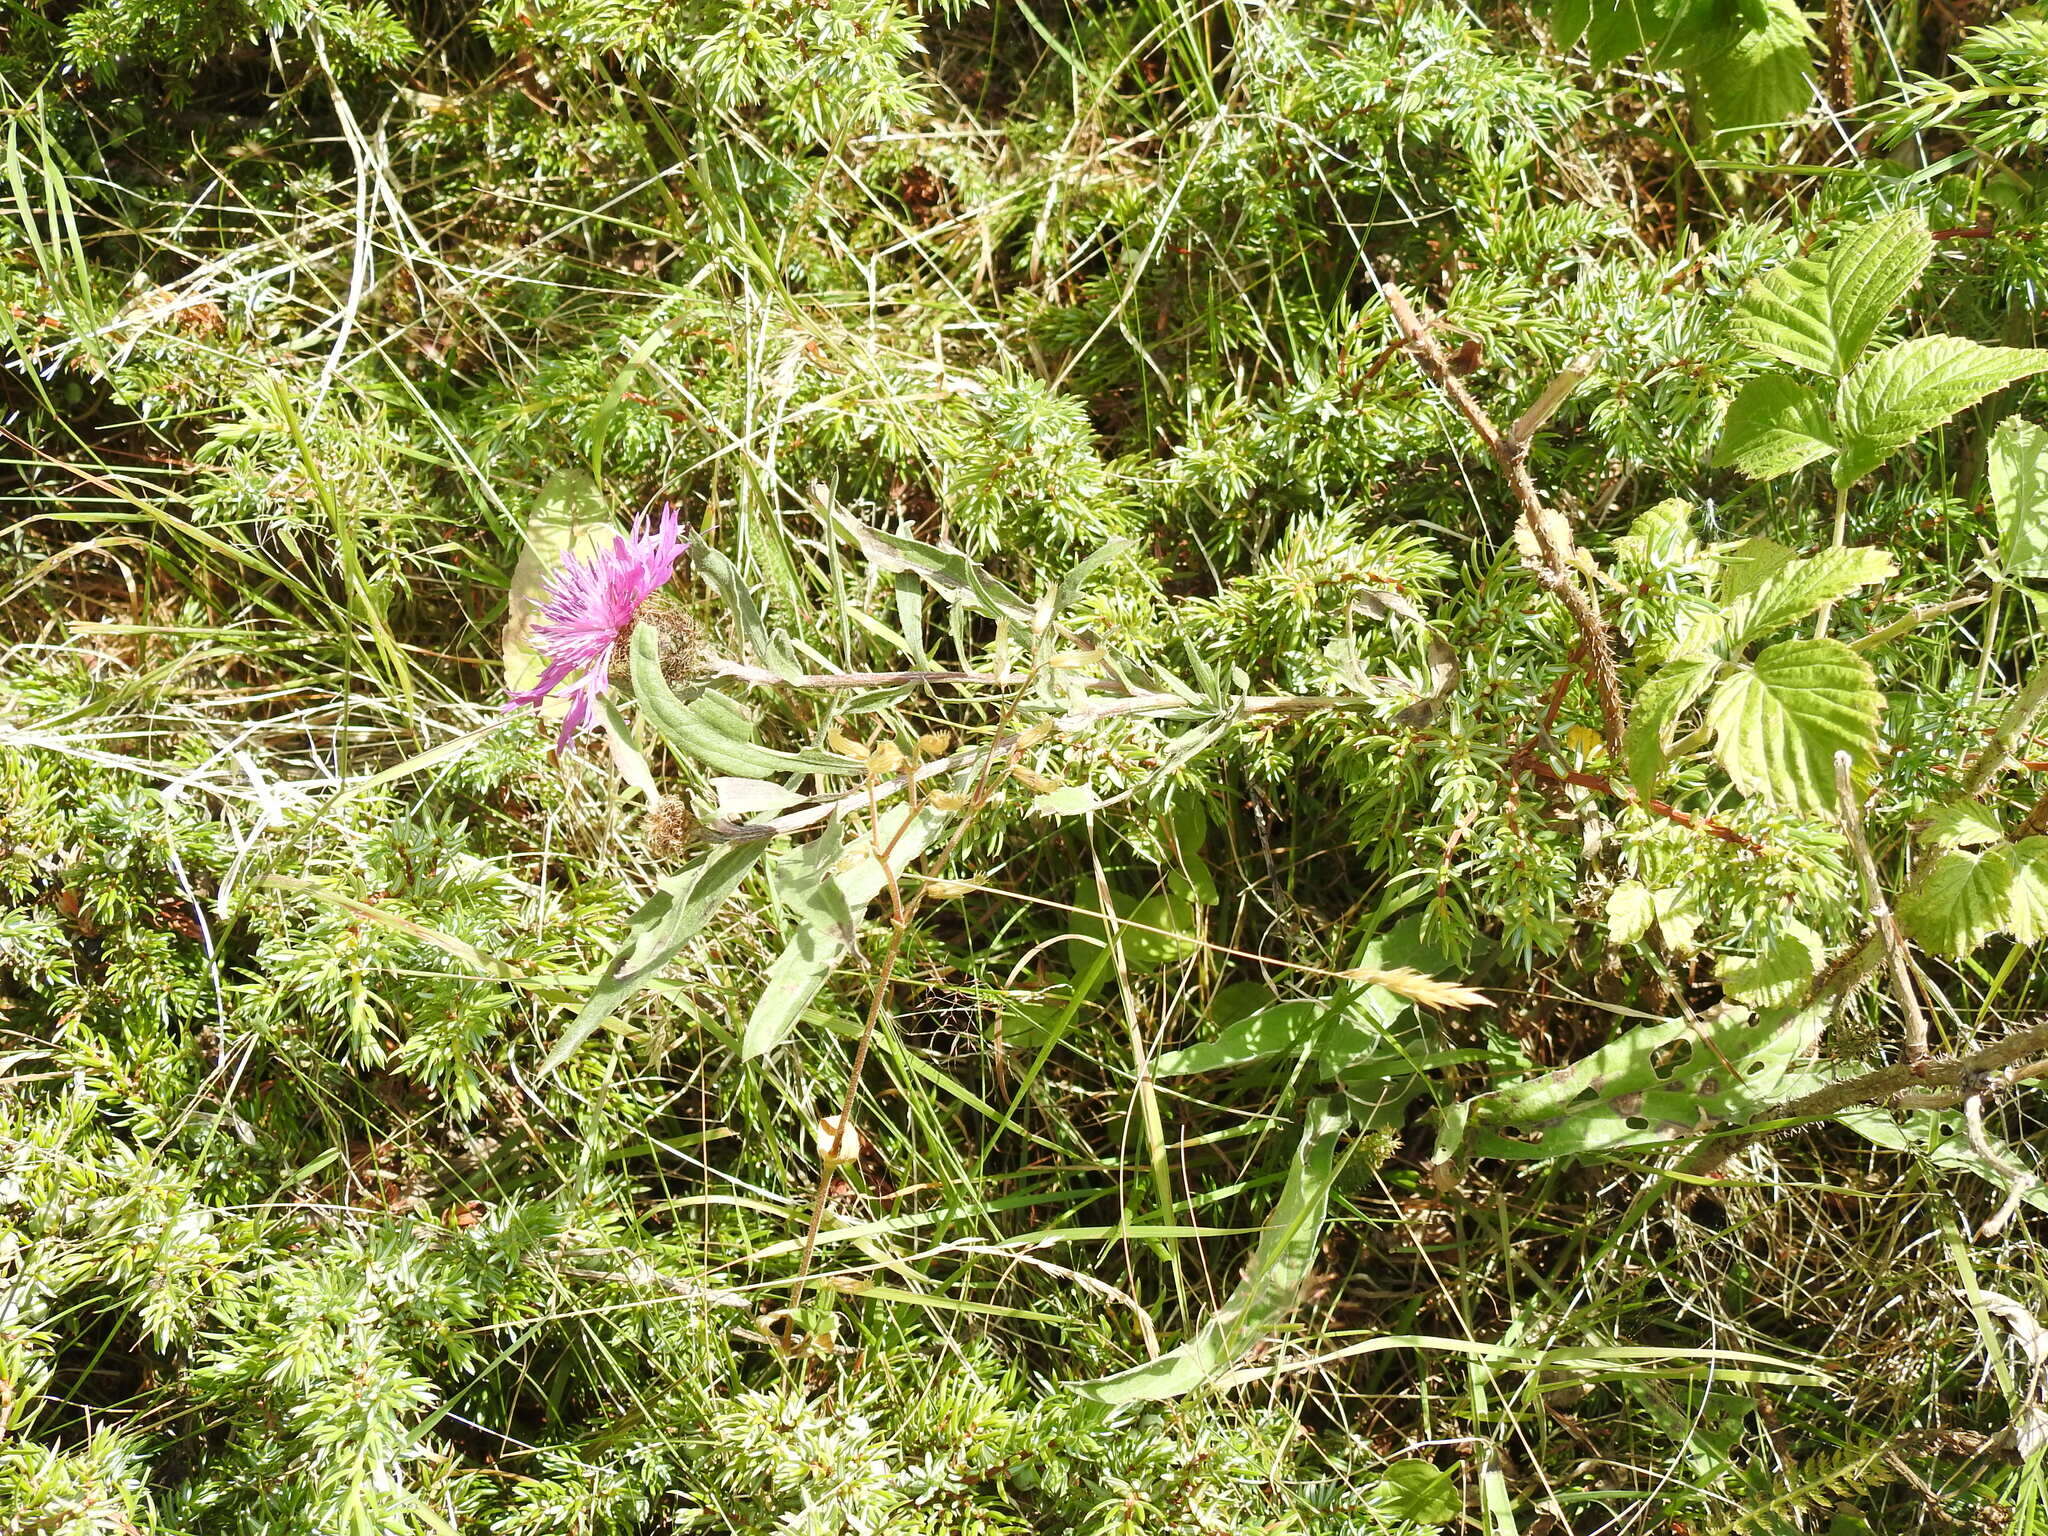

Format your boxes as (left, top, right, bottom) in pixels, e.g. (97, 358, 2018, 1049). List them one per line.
(1625, 659, 1717, 796)
(1720, 918, 1825, 1007)
(1705, 638, 1883, 809)
(1734, 211, 1931, 376)
(1722, 545, 1895, 647)
(1716, 374, 1836, 479)
(1835, 336, 2048, 487)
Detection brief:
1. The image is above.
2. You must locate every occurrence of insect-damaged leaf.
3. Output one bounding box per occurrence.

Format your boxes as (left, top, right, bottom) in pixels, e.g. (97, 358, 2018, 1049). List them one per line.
(1457, 1006, 1823, 1159)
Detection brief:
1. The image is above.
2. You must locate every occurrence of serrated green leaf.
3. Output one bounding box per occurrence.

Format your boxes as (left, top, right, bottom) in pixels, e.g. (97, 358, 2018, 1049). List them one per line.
(1720, 918, 1825, 1006)
(1608, 880, 1658, 946)
(1920, 802, 2008, 848)
(1836, 336, 2048, 487)
(1625, 659, 1717, 796)
(1684, 0, 1816, 138)
(2008, 838, 2048, 944)
(1733, 211, 1931, 375)
(1716, 374, 1836, 480)
(1991, 416, 2048, 578)
(1722, 545, 1896, 647)
(1077, 1100, 1349, 1401)
(1897, 844, 2017, 956)
(1715, 536, 1801, 602)
(1705, 638, 1883, 809)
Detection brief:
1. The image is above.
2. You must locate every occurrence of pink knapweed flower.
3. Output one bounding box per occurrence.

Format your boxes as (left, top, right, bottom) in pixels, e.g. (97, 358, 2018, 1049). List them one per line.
(507, 504, 686, 752)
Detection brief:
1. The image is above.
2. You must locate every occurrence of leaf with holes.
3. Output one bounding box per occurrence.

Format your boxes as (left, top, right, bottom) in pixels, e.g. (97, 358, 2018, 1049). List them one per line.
(1835, 336, 2048, 487)
(1460, 1006, 1823, 1160)
(1716, 374, 1836, 480)
(1705, 638, 1883, 810)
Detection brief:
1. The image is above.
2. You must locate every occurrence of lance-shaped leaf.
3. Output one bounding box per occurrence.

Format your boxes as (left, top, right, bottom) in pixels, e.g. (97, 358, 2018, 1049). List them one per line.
(1992, 416, 2048, 579)
(1461, 1006, 1823, 1160)
(831, 507, 1036, 626)
(1735, 211, 1931, 376)
(1076, 1099, 1350, 1402)
(690, 541, 805, 681)
(742, 803, 951, 1058)
(630, 625, 862, 779)
(1835, 336, 2048, 487)
(1705, 637, 1883, 810)
(541, 840, 771, 1075)
(1716, 374, 1836, 480)
(1721, 545, 1895, 648)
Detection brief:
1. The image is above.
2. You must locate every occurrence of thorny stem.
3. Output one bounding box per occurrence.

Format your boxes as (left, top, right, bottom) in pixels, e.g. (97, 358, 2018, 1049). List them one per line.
(1834, 751, 1928, 1063)
(1679, 1016, 2048, 1181)
(1381, 285, 1627, 760)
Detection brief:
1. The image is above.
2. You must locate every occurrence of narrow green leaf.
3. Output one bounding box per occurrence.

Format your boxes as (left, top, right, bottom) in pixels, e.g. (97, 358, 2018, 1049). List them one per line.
(1155, 1002, 1324, 1077)
(1075, 1099, 1350, 1402)
(541, 841, 771, 1075)
(630, 625, 862, 779)
(1991, 416, 2048, 578)
(1836, 336, 2048, 487)
(1716, 374, 1836, 480)
(1705, 637, 1883, 810)
(1722, 545, 1896, 647)
(1624, 659, 1717, 797)
(834, 509, 1036, 626)
(690, 541, 804, 681)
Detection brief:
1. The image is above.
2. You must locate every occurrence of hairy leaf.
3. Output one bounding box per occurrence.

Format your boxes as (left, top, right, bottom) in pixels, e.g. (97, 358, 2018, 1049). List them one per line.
(742, 805, 951, 1058)
(543, 841, 771, 1075)
(1734, 211, 1929, 376)
(1836, 336, 2048, 487)
(1716, 374, 1835, 480)
(1992, 416, 2048, 578)
(1722, 545, 1895, 647)
(1720, 918, 1825, 1007)
(1705, 638, 1883, 809)
(1685, 0, 1816, 139)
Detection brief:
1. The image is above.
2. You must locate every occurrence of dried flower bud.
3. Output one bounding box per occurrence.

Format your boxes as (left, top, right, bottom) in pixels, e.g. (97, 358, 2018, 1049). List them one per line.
(646, 798, 702, 859)
(637, 602, 706, 687)
(916, 730, 953, 758)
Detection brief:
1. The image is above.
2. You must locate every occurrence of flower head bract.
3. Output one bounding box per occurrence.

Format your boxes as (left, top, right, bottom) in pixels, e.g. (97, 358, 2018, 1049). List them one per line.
(506, 504, 687, 752)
